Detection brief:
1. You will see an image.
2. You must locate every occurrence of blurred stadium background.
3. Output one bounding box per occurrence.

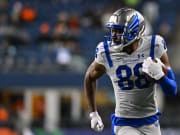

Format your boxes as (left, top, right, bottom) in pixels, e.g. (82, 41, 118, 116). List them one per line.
(0, 0, 180, 135)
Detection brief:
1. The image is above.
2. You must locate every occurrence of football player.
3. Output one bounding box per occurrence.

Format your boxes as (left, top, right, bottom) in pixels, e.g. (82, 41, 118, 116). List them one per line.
(84, 8, 177, 135)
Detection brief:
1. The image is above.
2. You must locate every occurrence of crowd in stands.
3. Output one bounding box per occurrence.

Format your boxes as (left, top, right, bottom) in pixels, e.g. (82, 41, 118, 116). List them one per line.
(0, 0, 179, 73)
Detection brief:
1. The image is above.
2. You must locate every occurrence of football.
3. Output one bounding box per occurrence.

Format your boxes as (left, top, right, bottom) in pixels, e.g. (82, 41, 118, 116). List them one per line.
(143, 59, 168, 81)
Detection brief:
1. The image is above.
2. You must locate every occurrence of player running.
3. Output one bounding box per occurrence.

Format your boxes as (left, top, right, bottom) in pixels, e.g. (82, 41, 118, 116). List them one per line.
(84, 8, 177, 135)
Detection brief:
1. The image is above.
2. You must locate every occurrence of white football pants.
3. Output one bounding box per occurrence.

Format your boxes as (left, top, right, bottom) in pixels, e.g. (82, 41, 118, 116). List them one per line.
(114, 121, 161, 135)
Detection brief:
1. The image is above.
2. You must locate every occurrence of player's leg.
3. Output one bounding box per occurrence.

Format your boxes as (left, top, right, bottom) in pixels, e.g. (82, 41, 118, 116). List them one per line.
(138, 121, 161, 135)
(114, 126, 141, 135)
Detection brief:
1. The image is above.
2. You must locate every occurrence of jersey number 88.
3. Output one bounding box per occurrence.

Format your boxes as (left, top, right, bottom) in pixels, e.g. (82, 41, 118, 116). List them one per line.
(116, 63, 150, 90)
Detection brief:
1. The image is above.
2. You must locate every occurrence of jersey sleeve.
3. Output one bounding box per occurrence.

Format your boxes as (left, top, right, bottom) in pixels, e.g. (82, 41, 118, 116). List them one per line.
(94, 42, 106, 66)
(154, 35, 167, 59)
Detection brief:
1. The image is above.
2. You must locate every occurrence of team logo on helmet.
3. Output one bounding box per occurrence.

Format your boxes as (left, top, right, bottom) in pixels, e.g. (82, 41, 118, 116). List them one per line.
(104, 8, 145, 51)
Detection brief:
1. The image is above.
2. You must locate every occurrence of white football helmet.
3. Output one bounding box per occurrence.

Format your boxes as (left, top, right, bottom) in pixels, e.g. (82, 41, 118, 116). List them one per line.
(104, 8, 145, 51)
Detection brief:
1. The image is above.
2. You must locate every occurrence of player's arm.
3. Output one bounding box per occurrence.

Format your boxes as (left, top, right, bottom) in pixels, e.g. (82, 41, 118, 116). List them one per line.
(143, 52, 177, 96)
(158, 53, 177, 96)
(143, 35, 177, 96)
(84, 60, 106, 112)
(84, 60, 106, 132)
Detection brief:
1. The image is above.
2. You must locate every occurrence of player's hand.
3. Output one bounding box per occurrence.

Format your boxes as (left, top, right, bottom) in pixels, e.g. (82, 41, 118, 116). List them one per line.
(142, 57, 165, 80)
(89, 111, 104, 132)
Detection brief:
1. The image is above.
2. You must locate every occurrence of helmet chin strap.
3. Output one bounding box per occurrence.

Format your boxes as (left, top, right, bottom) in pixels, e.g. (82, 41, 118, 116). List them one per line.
(112, 36, 138, 51)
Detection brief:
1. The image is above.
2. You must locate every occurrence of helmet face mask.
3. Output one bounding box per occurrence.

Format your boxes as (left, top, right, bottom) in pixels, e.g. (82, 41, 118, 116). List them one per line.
(104, 8, 145, 51)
